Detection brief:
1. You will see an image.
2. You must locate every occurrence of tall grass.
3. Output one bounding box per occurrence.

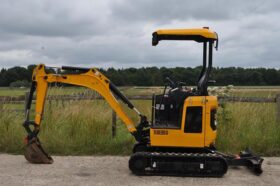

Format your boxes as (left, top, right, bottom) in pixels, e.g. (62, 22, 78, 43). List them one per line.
(0, 99, 152, 155)
(0, 87, 279, 156)
(216, 102, 280, 156)
(0, 110, 25, 153)
(38, 100, 140, 155)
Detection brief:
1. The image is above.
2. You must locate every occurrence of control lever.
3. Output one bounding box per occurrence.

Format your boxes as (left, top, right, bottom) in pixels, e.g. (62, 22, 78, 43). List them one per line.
(165, 77, 177, 89)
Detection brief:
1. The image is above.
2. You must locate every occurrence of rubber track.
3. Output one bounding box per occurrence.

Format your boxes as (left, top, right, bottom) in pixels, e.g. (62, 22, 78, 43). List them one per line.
(129, 151, 228, 177)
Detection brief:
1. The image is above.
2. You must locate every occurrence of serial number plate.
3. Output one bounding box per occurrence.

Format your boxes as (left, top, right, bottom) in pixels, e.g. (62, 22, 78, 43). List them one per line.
(154, 130, 168, 135)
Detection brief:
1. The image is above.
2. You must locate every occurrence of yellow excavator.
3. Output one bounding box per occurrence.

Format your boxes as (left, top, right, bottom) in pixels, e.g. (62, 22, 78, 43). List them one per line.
(23, 27, 263, 177)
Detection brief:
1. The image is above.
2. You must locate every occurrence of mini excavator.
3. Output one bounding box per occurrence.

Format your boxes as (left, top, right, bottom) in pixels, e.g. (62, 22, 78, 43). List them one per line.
(23, 28, 263, 177)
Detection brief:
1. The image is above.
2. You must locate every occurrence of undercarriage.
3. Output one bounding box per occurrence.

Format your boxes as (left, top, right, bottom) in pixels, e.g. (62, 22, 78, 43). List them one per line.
(129, 146, 263, 177)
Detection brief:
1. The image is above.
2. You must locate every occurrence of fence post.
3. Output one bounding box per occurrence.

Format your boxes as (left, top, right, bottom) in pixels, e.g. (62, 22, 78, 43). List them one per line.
(112, 110, 117, 138)
(276, 94, 280, 122)
(24, 92, 29, 109)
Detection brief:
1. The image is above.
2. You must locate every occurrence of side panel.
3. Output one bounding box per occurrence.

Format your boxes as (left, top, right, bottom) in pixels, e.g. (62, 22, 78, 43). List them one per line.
(150, 96, 206, 148)
(204, 96, 218, 147)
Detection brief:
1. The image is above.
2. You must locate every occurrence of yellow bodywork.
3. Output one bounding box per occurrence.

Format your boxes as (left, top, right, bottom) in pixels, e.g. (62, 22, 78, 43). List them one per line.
(32, 64, 137, 133)
(154, 28, 218, 40)
(150, 96, 218, 148)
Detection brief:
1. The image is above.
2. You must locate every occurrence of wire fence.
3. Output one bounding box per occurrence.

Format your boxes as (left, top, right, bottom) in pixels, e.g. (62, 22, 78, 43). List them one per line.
(0, 93, 279, 137)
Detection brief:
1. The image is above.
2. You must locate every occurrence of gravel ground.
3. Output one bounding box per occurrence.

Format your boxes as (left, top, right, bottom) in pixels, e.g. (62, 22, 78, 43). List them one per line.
(0, 154, 279, 186)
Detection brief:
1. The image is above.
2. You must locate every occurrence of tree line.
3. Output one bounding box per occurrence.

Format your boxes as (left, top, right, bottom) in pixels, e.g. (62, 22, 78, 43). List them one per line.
(0, 65, 279, 87)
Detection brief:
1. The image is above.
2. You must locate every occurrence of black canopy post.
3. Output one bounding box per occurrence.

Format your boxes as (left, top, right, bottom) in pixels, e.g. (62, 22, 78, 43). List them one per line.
(198, 42, 207, 82)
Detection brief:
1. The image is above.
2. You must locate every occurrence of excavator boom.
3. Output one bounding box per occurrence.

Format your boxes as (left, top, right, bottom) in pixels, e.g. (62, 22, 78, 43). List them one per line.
(23, 64, 149, 163)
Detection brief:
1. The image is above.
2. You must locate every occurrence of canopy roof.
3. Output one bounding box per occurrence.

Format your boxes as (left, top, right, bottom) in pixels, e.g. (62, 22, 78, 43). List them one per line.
(152, 28, 218, 46)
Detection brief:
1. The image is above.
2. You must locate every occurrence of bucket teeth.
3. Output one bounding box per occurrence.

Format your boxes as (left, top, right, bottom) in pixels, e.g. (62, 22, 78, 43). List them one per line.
(24, 137, 53, 164)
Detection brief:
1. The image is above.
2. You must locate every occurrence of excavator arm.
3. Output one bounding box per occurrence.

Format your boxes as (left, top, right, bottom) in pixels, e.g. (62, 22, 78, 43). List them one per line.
(23, 64, 149, 164)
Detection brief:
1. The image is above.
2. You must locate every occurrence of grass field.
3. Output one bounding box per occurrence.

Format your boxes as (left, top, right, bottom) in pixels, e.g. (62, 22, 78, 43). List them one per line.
(0, 86, 279, 156)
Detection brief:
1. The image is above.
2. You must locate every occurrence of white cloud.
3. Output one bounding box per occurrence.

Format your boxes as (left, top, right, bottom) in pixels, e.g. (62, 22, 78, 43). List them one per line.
(0, 0, 279, 69)
(0, 50, 32, 60)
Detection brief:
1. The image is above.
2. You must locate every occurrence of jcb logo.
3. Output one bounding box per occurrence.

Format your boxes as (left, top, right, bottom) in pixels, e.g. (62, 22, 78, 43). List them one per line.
(154, 130, 168, 135)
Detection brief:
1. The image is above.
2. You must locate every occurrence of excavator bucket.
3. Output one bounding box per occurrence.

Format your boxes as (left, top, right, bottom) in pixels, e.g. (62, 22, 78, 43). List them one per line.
(24, 137, 53, 164)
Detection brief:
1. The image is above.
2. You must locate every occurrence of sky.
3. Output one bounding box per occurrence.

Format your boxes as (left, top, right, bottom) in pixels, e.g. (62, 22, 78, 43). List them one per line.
(0, 0, 279, 69)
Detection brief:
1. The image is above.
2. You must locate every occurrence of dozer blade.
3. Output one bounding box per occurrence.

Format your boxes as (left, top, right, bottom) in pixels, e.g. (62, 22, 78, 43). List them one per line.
(24, 137, 53, 164)
(222, 148, 264, 175)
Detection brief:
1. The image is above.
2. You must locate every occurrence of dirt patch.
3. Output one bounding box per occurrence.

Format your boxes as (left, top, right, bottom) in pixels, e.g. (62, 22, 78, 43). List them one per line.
(0, 154, 279, 186)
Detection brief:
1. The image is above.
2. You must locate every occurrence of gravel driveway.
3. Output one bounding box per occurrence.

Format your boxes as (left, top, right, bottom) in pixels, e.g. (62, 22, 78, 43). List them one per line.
(0, 154, 279, 186)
